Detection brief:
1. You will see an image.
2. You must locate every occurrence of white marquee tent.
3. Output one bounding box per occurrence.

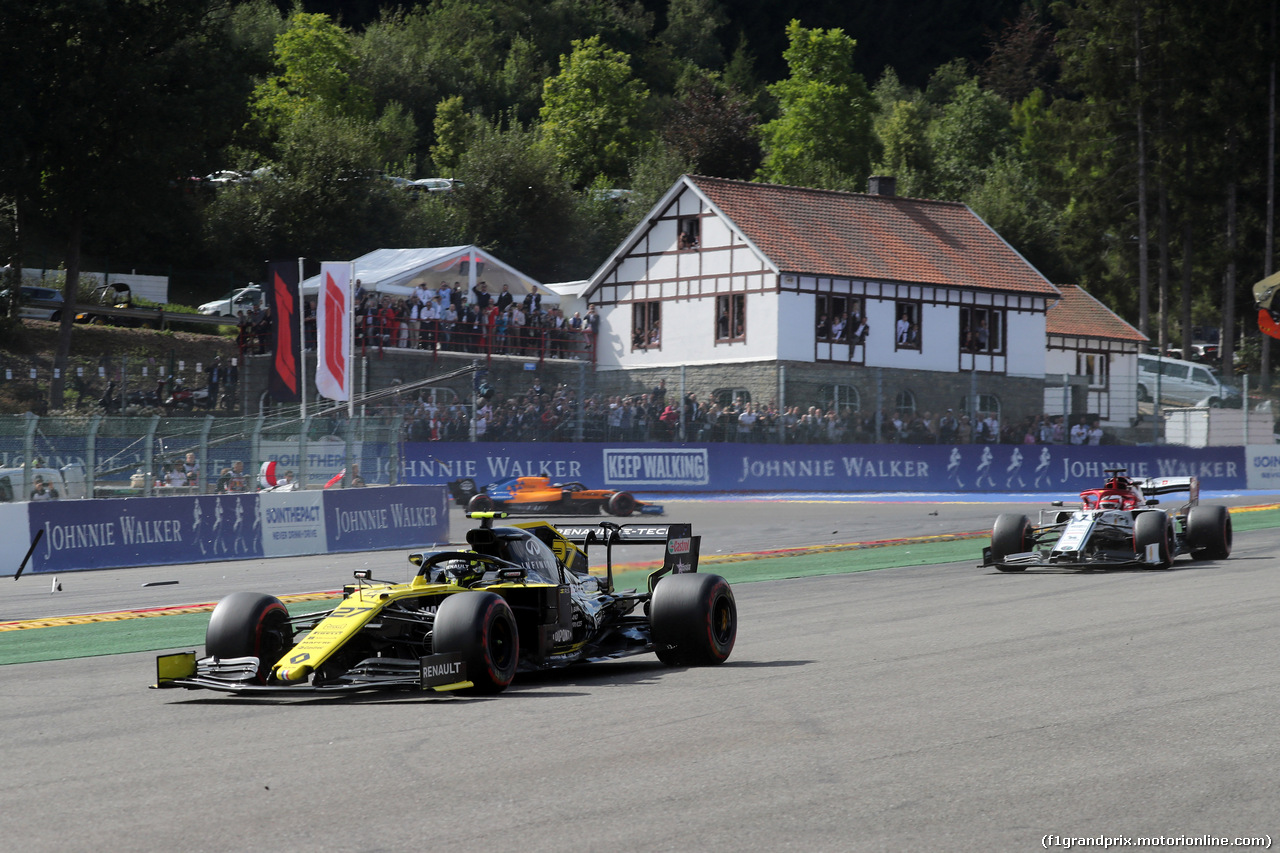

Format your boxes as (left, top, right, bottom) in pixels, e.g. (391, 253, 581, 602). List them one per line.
(300, 246, 547, 301)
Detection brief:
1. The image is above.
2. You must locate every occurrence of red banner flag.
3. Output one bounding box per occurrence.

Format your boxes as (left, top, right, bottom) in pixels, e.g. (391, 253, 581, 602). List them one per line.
(316, 262, 351, 400)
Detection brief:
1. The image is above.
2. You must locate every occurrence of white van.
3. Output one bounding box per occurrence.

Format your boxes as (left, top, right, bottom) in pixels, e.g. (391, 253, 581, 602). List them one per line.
(0, 466, 88, 502)
(197, 284, 262, 317)
(1136, 354, 1241, 407)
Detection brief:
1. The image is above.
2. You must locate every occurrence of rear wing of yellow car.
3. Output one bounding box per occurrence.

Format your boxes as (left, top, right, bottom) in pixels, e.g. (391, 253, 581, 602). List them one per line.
(527, 521, 701, 594)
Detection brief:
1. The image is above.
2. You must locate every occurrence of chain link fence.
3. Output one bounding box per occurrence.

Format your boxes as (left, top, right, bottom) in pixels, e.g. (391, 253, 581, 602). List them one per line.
(0, 411, 400, 501)
(2, 360, 1277, 502)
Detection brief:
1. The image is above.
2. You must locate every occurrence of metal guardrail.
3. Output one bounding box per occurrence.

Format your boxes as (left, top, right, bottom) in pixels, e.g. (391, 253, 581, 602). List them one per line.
(16, 299, 232, 329)
(73, 303, 232, 329)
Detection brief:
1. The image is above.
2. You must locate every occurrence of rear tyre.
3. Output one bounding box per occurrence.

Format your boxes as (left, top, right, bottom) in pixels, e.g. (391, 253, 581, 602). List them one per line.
(1133, 511, 1173, 569)
(433, 592, 519, 694)
(650, 573, 737, 666)
(1186, 504, 1232, 560)
(990, 513, 1032, 570)
(205, 592, 292, 683)
(467, 494, 496, 513)
(607, 491, 636, 517)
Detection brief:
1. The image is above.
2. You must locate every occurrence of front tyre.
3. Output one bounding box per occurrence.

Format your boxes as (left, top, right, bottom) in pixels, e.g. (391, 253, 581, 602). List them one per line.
(433, 592, 519, 694)
(467, 493, 496, 513)
(1186, 504, 1232, 560)
(990, 513, 1032, 570)
(607, 491, 637, 517)
(205, 592, 292, 683)
(1133, 511, 1173, 569)
(651, 573, 737, 666)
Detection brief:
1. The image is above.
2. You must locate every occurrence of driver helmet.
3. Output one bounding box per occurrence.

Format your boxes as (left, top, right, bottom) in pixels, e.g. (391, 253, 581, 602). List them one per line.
(1099, 496, 1122, 509)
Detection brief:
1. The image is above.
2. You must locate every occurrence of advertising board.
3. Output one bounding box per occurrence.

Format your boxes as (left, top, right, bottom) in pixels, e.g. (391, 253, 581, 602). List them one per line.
(402, 442, 1247, 494)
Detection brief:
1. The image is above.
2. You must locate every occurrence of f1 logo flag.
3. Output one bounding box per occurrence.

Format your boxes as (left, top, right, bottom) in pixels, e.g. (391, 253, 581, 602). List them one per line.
(316, 262, 351, 401)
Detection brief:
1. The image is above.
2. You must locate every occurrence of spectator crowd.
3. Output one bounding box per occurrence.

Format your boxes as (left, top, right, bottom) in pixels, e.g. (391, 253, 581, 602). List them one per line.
(386, 375, 1112, 446)
(236, 279, 600, 361)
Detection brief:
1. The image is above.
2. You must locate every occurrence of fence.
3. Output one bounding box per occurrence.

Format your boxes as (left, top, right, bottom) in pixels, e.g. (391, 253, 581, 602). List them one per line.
(2, 358, 1278, 498)
(0, 411, 398, 501)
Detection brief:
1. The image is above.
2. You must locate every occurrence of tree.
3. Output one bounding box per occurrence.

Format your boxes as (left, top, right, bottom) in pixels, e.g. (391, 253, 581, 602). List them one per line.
(201, 106, 419, 275)
(540, 35, 651, 187)
(967, 156, 1065, 282)
(662, 74, 763, 180)
(874, 98, 933, 197)
(928, 78, 1015, 201)
(629, 143, 695, 214)
(431, 96, 479, 175)
(1052, 0, 1273, 371)
(501, 35, 554, 128)
(451, 121, 580, 280)
(757, 20, 877, 191)
(0, 0, 239, 407)
(252, 11, 371, 136)
(658, 0, 729, 71)
(979, 6, 1059, 103)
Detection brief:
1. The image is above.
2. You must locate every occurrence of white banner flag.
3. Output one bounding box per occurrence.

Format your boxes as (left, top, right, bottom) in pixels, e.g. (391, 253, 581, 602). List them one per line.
(316, 262, 351, 401)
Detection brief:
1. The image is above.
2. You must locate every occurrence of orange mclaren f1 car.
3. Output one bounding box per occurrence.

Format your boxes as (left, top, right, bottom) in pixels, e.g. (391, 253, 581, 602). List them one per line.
(447, 475, 663, 517)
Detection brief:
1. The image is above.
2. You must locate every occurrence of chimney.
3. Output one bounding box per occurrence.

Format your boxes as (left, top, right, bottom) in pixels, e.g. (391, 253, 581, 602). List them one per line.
(868, 175, 897, 197)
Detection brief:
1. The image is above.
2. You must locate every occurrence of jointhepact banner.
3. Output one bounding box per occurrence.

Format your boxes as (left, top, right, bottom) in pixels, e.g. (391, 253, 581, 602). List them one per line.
(261, 490, 326, 558)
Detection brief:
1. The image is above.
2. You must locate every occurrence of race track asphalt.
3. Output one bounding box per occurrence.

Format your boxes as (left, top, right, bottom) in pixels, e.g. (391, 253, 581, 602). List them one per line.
(0, 495, 1277, 852)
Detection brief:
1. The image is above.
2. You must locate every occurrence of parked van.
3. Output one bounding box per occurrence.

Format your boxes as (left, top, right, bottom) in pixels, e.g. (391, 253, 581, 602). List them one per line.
(197, 284, 262, 318)
(1136, 354, 1241, 407)
(0, 465, 87, 502)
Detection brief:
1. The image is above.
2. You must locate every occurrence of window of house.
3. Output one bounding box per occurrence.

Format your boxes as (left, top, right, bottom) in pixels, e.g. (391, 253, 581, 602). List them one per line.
(960, 393, 1002, 420)
(632, 301, 661, 351)
(1078, 352, 1109, 389)
(714, 388, 750, 407)
(716, 293, 746, 342)
(678, 217, 700, 250)
(821, 384, 860, 412)
(959, 306, 1004, 353)
(894, 301, 921, 349)
(894, 389, 917, 418)
(816, 296, 865, 343)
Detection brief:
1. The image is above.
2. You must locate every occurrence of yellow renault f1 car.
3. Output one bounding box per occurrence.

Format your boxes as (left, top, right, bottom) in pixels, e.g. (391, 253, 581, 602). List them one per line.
(154, 513, 736, 695)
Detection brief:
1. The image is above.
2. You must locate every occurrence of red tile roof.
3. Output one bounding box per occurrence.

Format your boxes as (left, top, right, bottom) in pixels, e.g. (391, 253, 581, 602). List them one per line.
(1046, 284, 1148, 343)
(689, 176, 1059, 296)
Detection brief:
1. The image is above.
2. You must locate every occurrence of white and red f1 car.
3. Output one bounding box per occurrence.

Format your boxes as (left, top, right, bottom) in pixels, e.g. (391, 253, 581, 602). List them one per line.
(982, 469, 1232, 571)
